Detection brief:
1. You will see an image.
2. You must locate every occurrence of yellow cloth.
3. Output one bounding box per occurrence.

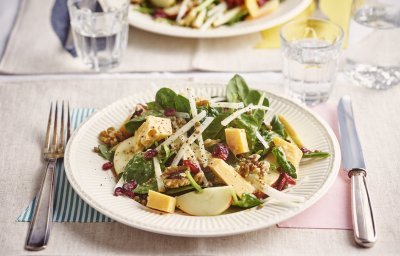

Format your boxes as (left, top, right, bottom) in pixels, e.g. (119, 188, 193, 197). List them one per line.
(256, 0, 352, 49)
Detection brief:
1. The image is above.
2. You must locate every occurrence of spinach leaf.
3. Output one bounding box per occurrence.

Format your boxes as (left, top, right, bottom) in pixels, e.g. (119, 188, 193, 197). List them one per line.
(253, 129, 273, 156)
(133, 178, 158, 194)
(146, 101, 163, 111)
(197, 105, 220, 117)
(202, 112, 230, 141)
(122, 153, 155, 184)
(174, 94, 191, 113)
(232, 193, 262, 208)
(164, 185, 196, 196)
(226, 74, 250, 103)
(124, 110, 164, 134)
(155, 88, 177, 109)
(230, 114, 259, 151)
(272, 147, 297, 178)
(302, 151, 330, 159)
(98, 144, 114, 161)
(243, 90, 269, 107)
(270, 115, 287, 139)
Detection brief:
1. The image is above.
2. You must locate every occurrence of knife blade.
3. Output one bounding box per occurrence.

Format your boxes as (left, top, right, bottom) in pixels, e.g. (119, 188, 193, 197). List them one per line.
(338, 95, 377, 247)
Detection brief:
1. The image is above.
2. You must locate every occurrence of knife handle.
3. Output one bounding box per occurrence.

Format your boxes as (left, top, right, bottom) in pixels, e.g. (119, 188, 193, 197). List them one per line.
(349, 169, 377, 247)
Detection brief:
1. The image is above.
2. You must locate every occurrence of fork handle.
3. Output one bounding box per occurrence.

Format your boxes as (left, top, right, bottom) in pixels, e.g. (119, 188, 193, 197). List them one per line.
(25, 159, 57, 251)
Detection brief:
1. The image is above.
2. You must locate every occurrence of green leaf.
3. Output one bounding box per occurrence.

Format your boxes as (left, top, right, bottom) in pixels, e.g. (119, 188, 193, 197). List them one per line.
(164, 185, 196, 196)
(155, 88, 177, 109)
(232, 193, 262, 208)
(146, 101, 163, 111)
(272, 147, 297, 178)
(243, 90, 269, 107)
(226, 74, 250, 103)
(270, 115, 287, 139)
(122, 153, 155, 184)
(98, 144, 114, 161)
(202, 112, 230, 141)
(230, 115, 259, 151)
(174, 94, 191, 113)
(133, 178, 158, 194)
(302, 151, 330, 159)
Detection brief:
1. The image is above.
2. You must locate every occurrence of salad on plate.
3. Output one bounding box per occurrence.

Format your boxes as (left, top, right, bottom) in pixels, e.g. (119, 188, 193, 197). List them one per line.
(95, 75, 329, 216)
(131, 0, 280, 29)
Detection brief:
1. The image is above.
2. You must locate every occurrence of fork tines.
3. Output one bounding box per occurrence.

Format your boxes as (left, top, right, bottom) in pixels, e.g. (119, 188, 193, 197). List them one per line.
(44, 101, 71, 158)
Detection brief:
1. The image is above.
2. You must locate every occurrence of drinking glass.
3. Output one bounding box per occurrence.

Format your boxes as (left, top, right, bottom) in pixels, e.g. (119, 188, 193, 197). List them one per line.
(344, 0, 400, 89)
(67, 0, 129, 71)
(280, 18, 343, 106)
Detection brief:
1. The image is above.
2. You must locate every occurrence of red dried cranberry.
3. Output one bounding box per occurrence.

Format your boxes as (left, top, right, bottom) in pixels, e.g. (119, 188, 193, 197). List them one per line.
(102, 162, 113, 170)
(114, 187, 124, 196)
(283, 173, 296, 185)
(182, 160, 200, 175)
(258, 0, 268, 7)
(123, 189, 135, 198)
(212, 143, 229, 160)
(253, 190, 268, 199)
(123, 180, 138, 191)
(164, 108, 176, 117)
(300, 147, 312, 154)
(153, 9, 168, 19)
(144, 149, 158, 160)
(225, 0, 244, 8)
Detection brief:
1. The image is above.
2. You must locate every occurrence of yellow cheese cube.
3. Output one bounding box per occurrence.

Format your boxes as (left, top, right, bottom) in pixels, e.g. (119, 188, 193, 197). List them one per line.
(146, 190, 176, 213)
(271, 137, 303, 170)
(132, 116, 173, 152)
(208, 158, 255, 197)
(225, 128, 249, 155)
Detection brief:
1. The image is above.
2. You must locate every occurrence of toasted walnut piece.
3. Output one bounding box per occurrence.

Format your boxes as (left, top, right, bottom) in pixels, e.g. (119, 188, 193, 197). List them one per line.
(161, 166, 204, 188)
(196, 99, 209, 107)
(98, 126, 129, 146)
(236, 154, 269, 179)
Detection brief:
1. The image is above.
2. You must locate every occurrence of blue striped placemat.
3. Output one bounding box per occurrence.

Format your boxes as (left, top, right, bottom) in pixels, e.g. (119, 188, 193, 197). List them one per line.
(18, 108, 113, 222)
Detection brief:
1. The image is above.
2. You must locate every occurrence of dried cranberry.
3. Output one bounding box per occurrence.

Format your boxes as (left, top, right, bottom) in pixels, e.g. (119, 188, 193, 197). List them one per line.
(253, 190, 268, 199)
(144, 149, 158, 160)
(114, 187, 124, 196)
(258, 0, 268, 7)
(182, 160, 200, 175)
(153, 9, 168, 19)
(123, 180, 138, 191)
(102, 162, 113, 170)
(283, 173, 296, 185)
(164, 108, 176, 117)
(123, 189, 135, 198)
(212, 143, 229, 160)
(225, 0, 244, 8)
(300, 147, 312, 154)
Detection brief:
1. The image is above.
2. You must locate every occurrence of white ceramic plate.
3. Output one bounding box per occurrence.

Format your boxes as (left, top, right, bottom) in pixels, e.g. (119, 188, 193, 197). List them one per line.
(64, 83, 341, 237)
(128, 0, 311, 38)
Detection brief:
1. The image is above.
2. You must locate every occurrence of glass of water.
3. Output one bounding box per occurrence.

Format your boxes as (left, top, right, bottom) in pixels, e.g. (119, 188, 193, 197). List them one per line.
(67, 0, 129, 71)
(344, 0, 400, 89)
(280, 19, 343, 106)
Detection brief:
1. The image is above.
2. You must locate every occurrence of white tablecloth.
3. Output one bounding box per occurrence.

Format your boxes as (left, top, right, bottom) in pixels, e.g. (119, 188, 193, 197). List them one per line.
(1, 72, 399, 255)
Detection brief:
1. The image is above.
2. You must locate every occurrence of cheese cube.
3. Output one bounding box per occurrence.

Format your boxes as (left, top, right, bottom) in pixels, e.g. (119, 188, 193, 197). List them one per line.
(132, 116, 173, 152)
(208, 158, 255, 197)
(271, 137, 303, 170)
(146, 190, 176, 213)
(225, 128, 249, 155)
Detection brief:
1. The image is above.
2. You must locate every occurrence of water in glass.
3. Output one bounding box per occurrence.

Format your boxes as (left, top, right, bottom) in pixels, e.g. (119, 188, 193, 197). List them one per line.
(282, 38, 341, 106)
(68, 1, 129, 71)
(345, 4, 400, 89)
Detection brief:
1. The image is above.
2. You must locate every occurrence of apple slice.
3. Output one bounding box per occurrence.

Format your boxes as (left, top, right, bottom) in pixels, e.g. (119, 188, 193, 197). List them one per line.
(113, 137, 136, 175)
(176, 186, 233, 216)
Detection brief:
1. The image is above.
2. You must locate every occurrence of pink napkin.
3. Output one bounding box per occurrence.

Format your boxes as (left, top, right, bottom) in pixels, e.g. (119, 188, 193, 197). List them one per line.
(277, 104, 352, 230)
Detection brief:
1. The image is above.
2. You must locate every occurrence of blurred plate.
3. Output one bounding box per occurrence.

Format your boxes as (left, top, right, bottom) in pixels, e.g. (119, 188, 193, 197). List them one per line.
(128, 0, 311, 38)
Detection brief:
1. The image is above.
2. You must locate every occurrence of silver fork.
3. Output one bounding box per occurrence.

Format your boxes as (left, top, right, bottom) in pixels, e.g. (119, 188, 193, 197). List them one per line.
(25, 102, 71, 251)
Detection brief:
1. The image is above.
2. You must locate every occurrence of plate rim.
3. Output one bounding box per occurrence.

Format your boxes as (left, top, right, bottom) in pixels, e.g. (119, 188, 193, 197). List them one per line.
(64, 82, 341, 237)
(127, 0, 312, 38)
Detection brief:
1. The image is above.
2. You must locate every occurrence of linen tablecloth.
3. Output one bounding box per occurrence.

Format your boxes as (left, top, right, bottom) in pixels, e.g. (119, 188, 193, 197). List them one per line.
(1, 72, 399, 255)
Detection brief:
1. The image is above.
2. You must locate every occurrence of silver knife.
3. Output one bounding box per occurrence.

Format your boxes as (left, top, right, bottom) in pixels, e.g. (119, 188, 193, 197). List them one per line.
(338, 95, 377, 247)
